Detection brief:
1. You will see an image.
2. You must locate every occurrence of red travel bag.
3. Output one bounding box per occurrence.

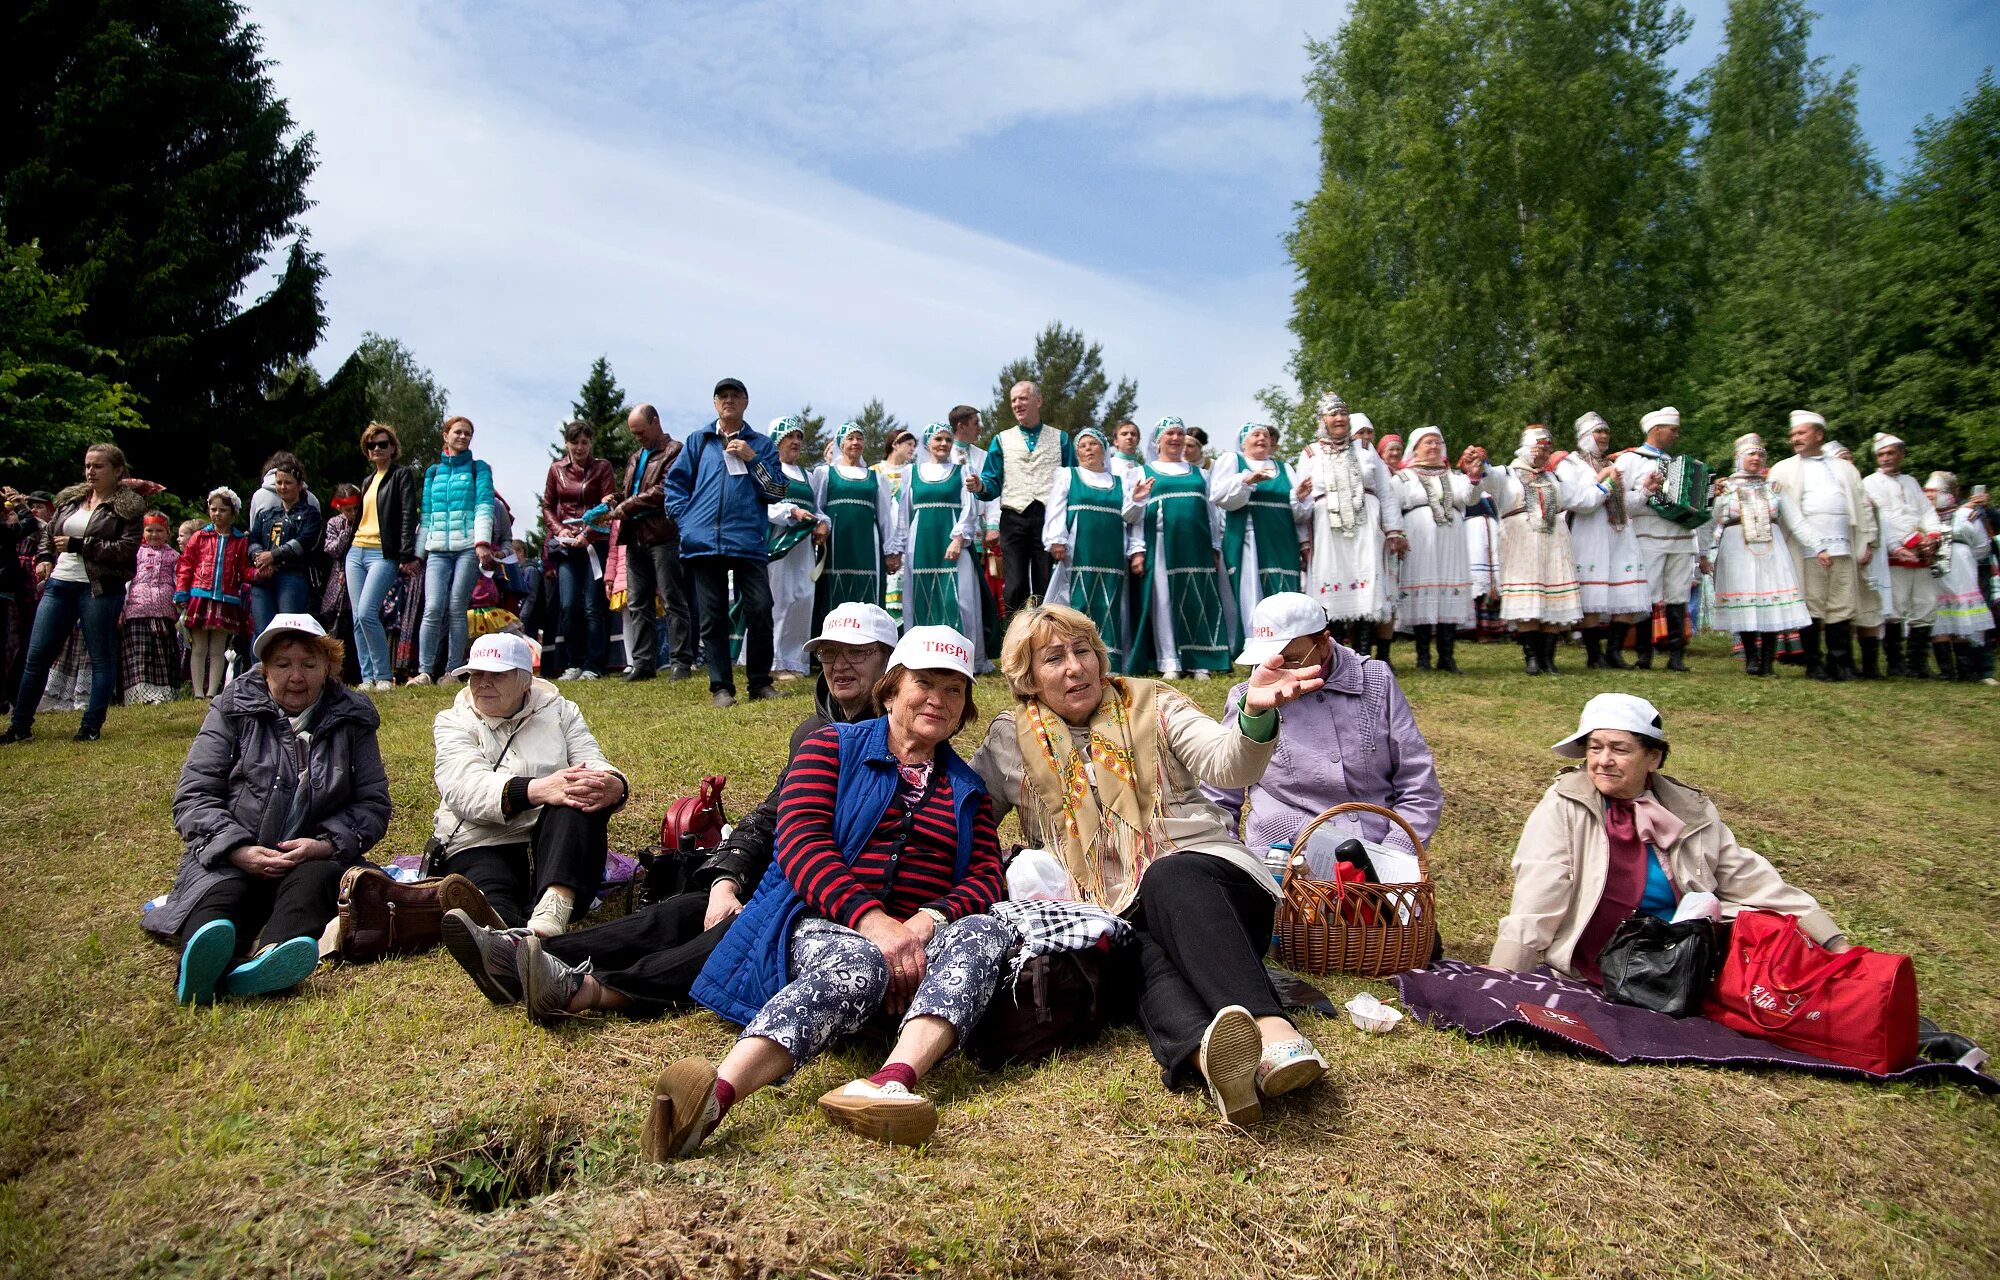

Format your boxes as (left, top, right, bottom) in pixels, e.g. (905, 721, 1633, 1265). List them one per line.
(1704, 909, 1917, 1075)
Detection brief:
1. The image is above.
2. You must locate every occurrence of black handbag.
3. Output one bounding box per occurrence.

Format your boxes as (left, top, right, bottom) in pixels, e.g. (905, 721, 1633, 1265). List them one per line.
(1598, 913, 1723, 1017)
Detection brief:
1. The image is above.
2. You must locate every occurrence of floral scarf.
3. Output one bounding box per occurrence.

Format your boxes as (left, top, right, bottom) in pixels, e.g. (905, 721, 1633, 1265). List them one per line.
(1013, 676, 1164, 911)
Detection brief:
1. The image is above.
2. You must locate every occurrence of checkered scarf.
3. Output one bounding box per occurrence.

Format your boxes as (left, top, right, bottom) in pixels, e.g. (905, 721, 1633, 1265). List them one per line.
(987, 899, 1133, 986)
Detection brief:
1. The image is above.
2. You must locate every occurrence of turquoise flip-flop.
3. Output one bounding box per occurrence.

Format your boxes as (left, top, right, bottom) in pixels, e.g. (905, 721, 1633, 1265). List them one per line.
(220, 936, 320, 998)
(176, 920, 237, 1006)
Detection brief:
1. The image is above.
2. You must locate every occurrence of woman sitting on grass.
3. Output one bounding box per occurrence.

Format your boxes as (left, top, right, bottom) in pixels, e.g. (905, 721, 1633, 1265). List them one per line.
(143, 614, 390, 1004)
(428, 631, 628, 938)
(1490, 693, 1850, 982)
(970, 603, 1331, 1128)
(646, 627, 1013, 1158)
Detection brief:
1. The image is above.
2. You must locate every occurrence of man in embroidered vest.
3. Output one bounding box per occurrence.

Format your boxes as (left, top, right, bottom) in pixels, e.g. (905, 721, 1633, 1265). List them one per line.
(971, 380, 1076, 612)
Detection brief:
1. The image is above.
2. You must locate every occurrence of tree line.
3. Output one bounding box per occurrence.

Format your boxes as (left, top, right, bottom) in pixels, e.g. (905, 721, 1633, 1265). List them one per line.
(1274, 0, 1999, 479)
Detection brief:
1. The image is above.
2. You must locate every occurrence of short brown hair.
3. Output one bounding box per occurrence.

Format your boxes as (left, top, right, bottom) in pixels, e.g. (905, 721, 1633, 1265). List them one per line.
(261, 450, 305, 483)
(871, 667, 979, 736)
(948, 405, 980, 428)
(359, 421, 402, 457)
(998, 603, 1110, 702)
(563, 419, 595, 443)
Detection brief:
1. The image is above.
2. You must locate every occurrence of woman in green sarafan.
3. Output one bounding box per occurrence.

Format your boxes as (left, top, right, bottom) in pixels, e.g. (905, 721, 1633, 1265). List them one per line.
(812, 422, 904, 615)
(1209, 420, 1312, 636)
(896, 422, 995, 670)
(1127, 416, 1234, 678)
(1042, 426, 1143, 670)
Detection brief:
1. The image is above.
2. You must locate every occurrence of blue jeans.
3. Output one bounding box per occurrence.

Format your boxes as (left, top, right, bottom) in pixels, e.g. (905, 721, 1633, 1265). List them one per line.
(420, 549, 481, 677)
(551, 544, 608, 673)
(250, 571, 313, 639)
(345, 546, 400, 683)
(10, 577, 124, 735)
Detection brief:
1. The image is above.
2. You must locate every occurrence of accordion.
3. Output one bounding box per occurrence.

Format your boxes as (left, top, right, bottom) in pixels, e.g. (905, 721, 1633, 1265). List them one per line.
(1647, 455, 1713, 529)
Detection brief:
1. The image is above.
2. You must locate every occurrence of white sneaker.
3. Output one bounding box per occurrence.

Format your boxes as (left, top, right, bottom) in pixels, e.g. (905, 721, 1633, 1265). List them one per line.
(373, 680, 396, 692)
(558, 667, 584, 681)
(817, 1078, 938, 1145)
(406, 673, 433, 687)
(1197, 1005, 1263, 1126)
(1193, 671, 1211, 681)
(576, 670, 599, 681)
(1256, 1037, 1328, 1098)
(526, 888, 573, 938)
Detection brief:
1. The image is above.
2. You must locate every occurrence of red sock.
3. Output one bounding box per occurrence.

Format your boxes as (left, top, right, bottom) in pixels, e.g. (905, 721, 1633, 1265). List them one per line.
(713, 1077, 737, 1119)
(868, 1062, 918, 1091)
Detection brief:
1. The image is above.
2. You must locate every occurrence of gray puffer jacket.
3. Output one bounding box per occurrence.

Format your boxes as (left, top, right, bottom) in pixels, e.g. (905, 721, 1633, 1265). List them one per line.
(144, 672, 391, 940)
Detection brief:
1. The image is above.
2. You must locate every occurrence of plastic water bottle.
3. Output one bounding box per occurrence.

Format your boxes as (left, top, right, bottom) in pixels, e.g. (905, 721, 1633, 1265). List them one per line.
(1264, 842, 1293, 953)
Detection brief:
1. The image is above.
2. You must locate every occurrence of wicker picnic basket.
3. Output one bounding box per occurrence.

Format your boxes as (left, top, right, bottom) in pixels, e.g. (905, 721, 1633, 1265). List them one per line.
(1275, 802, 1436, 977)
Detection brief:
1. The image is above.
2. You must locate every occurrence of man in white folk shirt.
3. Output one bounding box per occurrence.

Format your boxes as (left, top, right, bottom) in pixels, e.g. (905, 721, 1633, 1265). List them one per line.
(1767, 409, 1876, 680)
(1614, 406, 1700, 671)
(947, 404, 999, 556)
(1863, 433, 1944, 679)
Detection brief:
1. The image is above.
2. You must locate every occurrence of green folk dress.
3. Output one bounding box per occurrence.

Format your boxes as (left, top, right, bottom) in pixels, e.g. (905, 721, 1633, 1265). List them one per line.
(1215, 452, 1306, 627)
(1046, 466, 1137, 669)
(816, 464, 895, 611)
(1128, 461, 1233, 674)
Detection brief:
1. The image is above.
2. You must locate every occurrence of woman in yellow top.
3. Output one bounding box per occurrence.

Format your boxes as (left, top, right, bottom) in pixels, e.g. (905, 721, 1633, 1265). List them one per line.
(345, 423, 423, 690)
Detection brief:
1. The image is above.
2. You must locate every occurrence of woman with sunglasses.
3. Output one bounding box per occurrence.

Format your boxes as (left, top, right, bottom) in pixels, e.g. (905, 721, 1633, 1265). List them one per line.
(345, 423, 421, 690)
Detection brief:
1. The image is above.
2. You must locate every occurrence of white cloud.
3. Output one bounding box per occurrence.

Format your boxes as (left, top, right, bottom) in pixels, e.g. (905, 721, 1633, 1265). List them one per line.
(249, 0, 1304, 523)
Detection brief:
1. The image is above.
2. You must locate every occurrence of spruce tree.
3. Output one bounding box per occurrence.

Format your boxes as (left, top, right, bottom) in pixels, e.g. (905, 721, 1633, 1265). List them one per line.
(566, 356, 635, 468)
(987, 322, 1138, 442)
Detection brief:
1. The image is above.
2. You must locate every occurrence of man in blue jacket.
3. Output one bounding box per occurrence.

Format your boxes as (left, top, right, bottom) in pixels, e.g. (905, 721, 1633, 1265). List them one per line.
(664, 378, 789, 706)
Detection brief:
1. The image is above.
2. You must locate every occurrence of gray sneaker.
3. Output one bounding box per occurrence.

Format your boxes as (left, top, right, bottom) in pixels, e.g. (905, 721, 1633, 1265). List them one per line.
(519, 934, 590, 1027)
(440, 909, 524, 1005)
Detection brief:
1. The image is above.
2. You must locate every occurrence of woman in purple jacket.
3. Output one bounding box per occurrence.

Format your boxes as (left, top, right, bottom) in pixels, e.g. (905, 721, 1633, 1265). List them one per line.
(1203, 592, 1441, 866)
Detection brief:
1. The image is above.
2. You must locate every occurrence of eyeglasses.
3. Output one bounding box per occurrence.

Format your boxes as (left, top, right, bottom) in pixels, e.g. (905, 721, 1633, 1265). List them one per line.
(366, 440, 393, 451)
(820, 646, 874, 670)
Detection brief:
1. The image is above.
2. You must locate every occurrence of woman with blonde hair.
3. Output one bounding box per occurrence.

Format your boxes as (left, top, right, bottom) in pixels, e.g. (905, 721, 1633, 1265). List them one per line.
(969, 603, 1329, 1127)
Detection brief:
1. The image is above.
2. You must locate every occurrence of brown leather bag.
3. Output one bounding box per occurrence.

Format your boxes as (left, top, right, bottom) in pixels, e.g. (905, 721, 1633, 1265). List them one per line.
(335, 867, 501, 963)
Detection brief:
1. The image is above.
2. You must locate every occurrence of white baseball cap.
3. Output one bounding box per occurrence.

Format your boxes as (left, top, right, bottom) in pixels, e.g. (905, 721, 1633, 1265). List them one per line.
(805, 603, 900, 654)
(452, 631, 537, 678)
(1235, 592, 1332, 666)
(1551, 693, 1668, 758)
(888, 626, 976, 678)
(253, 613, 326, 662)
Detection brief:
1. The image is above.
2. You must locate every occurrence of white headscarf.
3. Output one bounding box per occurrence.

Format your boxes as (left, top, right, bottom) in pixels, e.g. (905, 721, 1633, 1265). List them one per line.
(1513, 425, 1552, 468)
(1574, 412, 1611, 457)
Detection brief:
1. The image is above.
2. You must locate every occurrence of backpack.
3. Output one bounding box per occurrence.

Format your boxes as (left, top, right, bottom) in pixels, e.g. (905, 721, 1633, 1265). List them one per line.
(965, 944, 1139, 1069)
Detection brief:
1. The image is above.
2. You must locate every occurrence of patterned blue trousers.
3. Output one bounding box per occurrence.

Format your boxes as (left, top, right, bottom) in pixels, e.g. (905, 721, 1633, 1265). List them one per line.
(741, 914, 1016, 1071)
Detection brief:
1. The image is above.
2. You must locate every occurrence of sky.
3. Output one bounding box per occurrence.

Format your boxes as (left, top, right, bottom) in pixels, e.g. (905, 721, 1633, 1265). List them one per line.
(243, 0, 1998, 524)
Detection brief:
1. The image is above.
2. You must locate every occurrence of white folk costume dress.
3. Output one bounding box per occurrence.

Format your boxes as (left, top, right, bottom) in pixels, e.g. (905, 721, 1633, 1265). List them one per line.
(1209, 430, 1312, 634)
(1388, 427, 1480, 627)
(1487, 430, 1584, 625)
(1863, 453, 1942, 626)
(1129, 417, 1232, 676)
(898, 447, 992, 671)
(757, 420, 824, 675)
(1558, 414, 1651, 616)
(1044, 444, 1144, 672)
(1298, 431, 1403, 624)
(1465, 497, 1501, 598)
(1615, 408, 1700, 606)
(1704, 472, 1814, 634)
(1934, 499, 1995, 641)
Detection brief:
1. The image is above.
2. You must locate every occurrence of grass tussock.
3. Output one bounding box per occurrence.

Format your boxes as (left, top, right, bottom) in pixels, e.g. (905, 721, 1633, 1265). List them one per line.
(1, 638, 1996, 1278)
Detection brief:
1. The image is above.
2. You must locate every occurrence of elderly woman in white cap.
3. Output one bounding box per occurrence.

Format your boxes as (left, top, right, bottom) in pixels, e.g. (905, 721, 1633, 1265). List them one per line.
(1558, 412, 1651, 669)
(1490, 693, 1850, 983)
(758, 416, 828, 678)
(429, 631, 628, 938)
(647, 627, 1012, 1158)
(446, 607, 903, 1026)
(143, 614, 391, 1004)
(971, 602, 1330, 1128)
(1387, 425, 1494, 672)
(1486, 426, 1584, 674)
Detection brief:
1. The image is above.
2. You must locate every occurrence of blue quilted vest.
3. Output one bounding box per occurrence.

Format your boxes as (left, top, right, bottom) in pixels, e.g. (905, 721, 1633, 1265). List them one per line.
(690, 715, 986, 1027)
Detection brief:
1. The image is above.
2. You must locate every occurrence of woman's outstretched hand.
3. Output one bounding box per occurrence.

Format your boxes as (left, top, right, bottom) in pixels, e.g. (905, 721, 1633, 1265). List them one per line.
(1242, 652, 1324, 715)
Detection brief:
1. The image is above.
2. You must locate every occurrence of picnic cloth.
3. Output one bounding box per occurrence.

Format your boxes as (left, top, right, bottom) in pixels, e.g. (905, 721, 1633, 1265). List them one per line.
(1393, 959, 1997, 1093)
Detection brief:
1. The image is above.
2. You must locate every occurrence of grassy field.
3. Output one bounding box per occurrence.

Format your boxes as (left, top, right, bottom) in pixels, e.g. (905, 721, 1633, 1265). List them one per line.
(1, 637, 1996, 1279)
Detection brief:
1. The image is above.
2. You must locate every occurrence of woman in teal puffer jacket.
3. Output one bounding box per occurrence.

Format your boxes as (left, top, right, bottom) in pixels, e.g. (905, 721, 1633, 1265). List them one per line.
(409, 415, 497, 684)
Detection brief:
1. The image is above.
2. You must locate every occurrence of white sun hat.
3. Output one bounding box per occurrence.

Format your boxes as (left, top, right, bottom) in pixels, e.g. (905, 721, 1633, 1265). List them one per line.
(1235, 592, 1332, 666)
(452, 631, 536, 678)
(252, 613, 326, 663)
(888, 626, 976, 678)
(805, 603, 900, 655)
(1551, 693, 1668, 758)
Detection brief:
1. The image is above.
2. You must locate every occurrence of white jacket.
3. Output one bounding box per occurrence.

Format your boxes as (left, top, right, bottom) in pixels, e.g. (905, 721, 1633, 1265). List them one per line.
(430, 678, 625, 854)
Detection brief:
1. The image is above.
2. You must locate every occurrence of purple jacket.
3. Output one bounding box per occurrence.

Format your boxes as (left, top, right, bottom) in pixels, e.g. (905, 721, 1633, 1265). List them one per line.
(1204, 642, 1441, 856)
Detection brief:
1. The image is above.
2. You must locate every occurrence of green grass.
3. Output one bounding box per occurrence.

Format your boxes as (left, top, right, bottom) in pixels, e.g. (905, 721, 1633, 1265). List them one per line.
(2, 639, 1996, 1278)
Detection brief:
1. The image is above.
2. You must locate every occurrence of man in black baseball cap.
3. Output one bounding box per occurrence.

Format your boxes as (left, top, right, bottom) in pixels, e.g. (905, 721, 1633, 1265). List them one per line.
(713, 377, 747, 398)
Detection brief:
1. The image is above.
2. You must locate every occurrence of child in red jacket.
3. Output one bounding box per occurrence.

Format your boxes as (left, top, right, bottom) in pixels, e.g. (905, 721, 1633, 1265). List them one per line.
(174, 487, 253, 698)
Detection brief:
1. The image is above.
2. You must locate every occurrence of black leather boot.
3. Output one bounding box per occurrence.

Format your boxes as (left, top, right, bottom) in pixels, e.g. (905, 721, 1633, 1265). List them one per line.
(1663, 604, 1690, 672)
(1760, 631, 1780, 677)
(1541, 631, 1562, 674)
(1602, 627, 1629, 669)
(1633, 616, 1655, 669)
(1373, 634, 1392, 665)
(1857, 632, 1881, 679)
(1582, 627, 1605, 668)
(1884, 622, 1908, 677)
(1825, 620, 1853, 681)
(1436, 623, 1460, 672)
(1413, 625, 1433, 671)
(1906, 626, 1934, 678)
(1934, 639, 1958, 681)
(1521, 635, 1544, 675)
(1739, 633, 1762, 675)
(1801, 622, 1830, 680)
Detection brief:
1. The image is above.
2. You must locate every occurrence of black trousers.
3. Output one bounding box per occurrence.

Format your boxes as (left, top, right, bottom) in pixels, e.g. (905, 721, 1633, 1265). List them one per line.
(543, 890, 731, 1017)
(999, 503, 1053, 612)
(621, 537, 692, 675)
(691, 555, 774, 695)
(441, 804, 610, 929)
(1128, 854, 1287, 1086)
(178, 859, 345, 954)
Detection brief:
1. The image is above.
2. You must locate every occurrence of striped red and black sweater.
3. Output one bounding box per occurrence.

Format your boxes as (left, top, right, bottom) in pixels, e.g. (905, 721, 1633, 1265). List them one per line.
(774, 726, 1004, 929)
